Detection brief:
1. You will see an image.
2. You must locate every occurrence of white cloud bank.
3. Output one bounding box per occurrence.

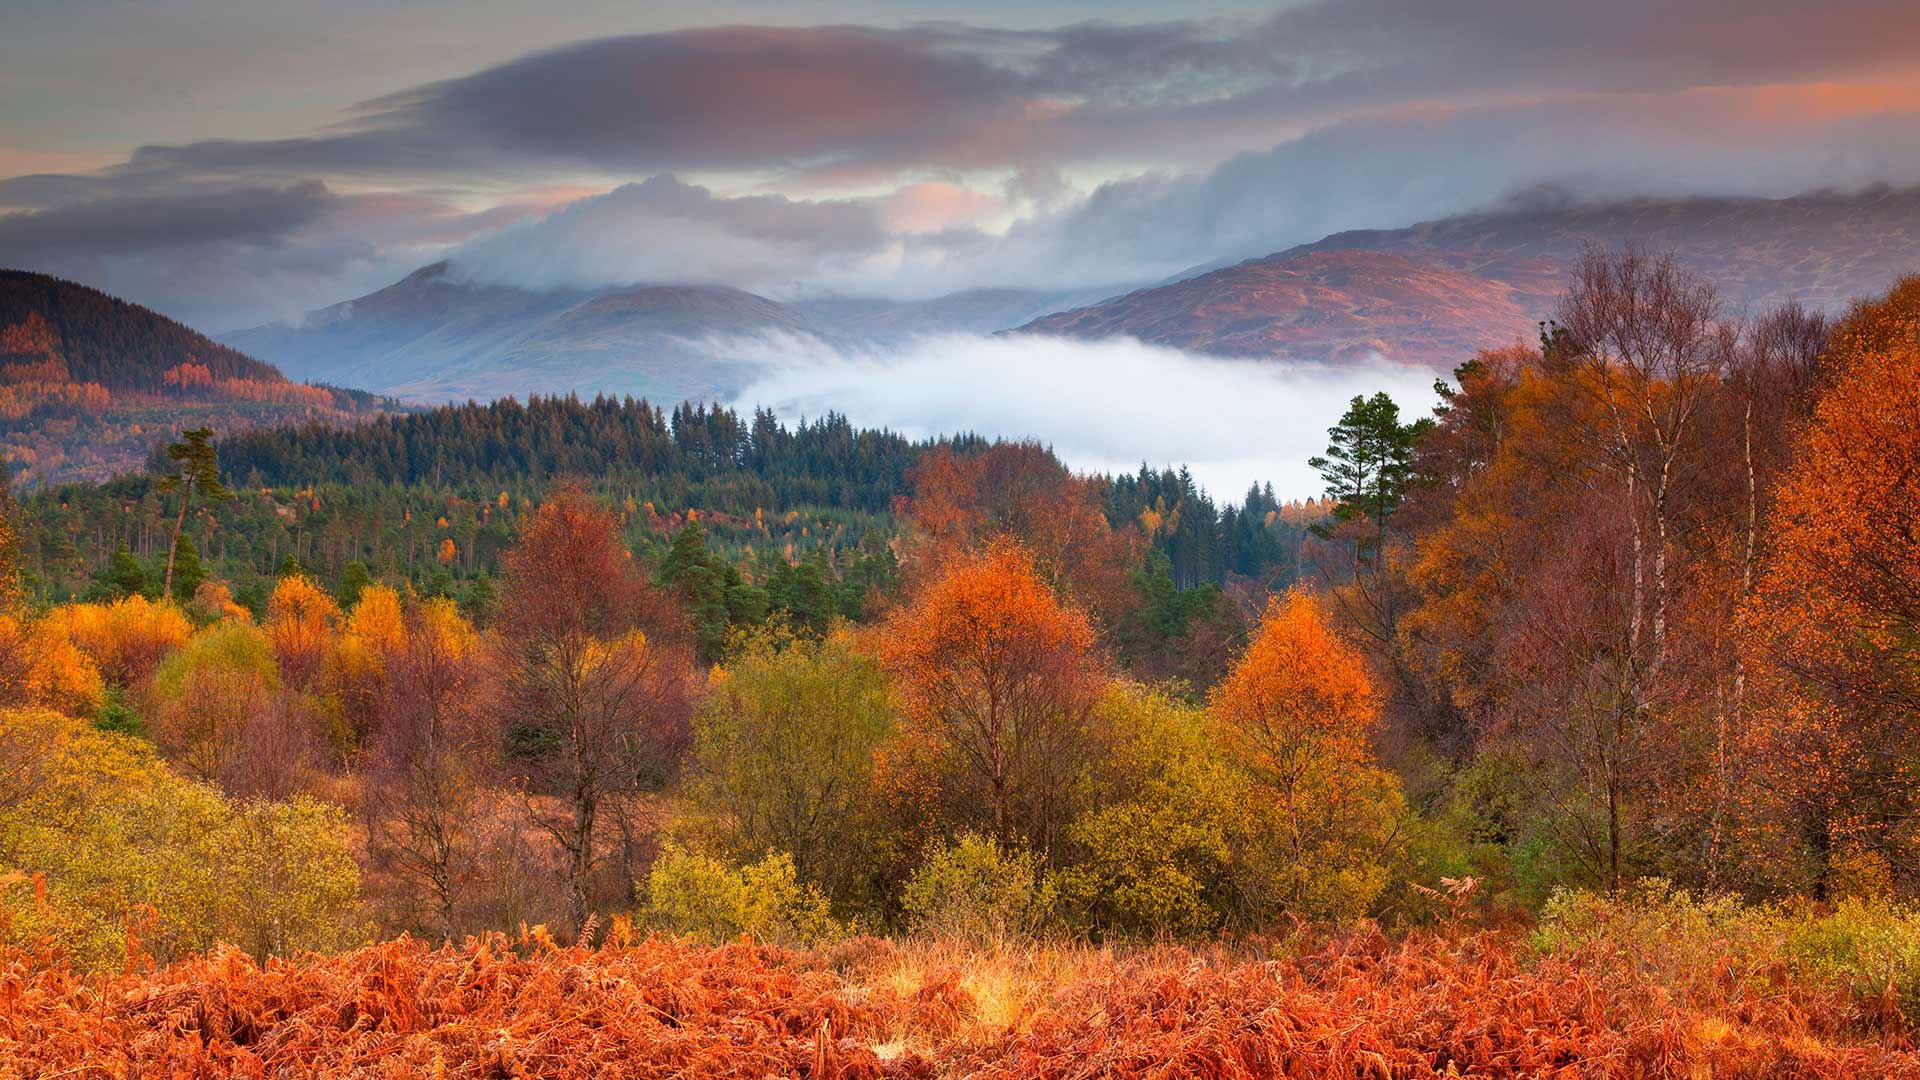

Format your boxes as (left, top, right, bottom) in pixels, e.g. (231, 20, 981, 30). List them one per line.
(725, 331, 1442, 502)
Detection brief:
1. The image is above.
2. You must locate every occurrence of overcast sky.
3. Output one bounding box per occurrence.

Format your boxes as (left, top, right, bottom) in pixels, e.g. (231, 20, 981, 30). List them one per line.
(6, 0, 1920, 330)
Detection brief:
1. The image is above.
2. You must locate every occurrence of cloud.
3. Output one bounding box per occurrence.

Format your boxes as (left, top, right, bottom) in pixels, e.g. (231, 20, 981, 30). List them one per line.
(8, 2, 1920, 327)
(725, 330, 1441, 500)
(448, 175, 892, 294)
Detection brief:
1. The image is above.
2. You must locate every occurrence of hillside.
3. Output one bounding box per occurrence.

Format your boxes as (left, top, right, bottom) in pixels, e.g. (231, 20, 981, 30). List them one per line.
(0, 271, 388, 487)
(225, 263, 835, 405)
(1020, 186, 1920, 366)
(226, 265, 1097, 403)
(1018, 249, 1560, 364)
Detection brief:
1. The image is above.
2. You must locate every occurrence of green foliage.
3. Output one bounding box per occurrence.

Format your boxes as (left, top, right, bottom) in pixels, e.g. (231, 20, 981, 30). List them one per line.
(902, 834, 1056, 944)
(170, 531, 206, 601)
(1308, 391, 1431, 560)
(90, 684, 144, 737)
(688, 629, 894, 906)
(657, 521, 774, 662)
(643, 846, 842, 947)
(336, 560, 371, 608)
(86, 544, 153, 601)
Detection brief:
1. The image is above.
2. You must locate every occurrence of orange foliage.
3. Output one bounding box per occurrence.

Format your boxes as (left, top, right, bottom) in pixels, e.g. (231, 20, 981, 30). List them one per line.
(880, 543, 1105, 853)
(1210, 588, 1380, 800)
(0, 611, 105, 714)
(902, 443, 1139, 628)
(41, 596, 193, 686)
(1744, 276, 1920, 869)
(266, 574, 342, 690)
(5, 929, 1917, 1077)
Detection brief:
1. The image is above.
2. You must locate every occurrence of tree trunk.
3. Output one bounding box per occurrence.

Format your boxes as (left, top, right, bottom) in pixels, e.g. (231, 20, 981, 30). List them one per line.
(163, 482, 192, 600)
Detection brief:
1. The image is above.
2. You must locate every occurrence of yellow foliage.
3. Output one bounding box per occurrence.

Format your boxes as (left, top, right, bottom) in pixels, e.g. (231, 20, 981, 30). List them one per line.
(0, 611, 106, 715)
(267, 573, 341, 688)
(0, 706, 364, 969)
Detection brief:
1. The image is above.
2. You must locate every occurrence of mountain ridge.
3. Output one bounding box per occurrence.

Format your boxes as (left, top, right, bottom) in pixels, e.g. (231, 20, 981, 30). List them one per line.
(1018, 186, 1920, 366)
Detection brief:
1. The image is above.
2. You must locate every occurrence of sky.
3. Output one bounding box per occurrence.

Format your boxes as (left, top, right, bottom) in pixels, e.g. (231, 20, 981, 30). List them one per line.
(5, 0, 1920, 333)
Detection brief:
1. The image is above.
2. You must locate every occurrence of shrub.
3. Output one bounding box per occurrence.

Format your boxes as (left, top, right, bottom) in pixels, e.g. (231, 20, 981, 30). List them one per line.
(1054, 686, 1234, 940)
(688, 628, 894, 906)
(0, 706, 365, 968)
(1786, 899, 1920, 1014)
(644, 846, 841, 947)
(901, 834, 1055, 945)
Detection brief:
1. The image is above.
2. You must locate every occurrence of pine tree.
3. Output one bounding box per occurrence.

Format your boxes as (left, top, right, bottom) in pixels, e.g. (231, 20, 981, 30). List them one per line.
(1308, 393, 1431, 568)
(157, 427, 233, 600)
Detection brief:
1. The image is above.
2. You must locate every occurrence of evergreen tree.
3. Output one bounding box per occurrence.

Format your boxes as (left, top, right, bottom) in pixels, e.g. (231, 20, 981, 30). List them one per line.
(337, 560, 372, 608)
(658, 521, 731, 661)
(171, 531, 206, 601)
(157, 427, 233, 599)
(1308, 393, 1431, 568)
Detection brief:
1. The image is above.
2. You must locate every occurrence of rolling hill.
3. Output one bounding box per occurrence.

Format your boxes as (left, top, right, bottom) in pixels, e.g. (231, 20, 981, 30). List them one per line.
(0, 270, 388, 487)
(225, 264, 1093, 404)
(1019, 186, 1920, 366)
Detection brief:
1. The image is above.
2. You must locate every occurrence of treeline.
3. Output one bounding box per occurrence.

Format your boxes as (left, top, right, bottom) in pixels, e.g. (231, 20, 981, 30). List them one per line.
(15, 399, 1319, 610)
(214, 399, 937, 515)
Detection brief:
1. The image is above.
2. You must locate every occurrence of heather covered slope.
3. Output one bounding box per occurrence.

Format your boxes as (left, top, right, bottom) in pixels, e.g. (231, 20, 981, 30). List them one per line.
(1020, 187, 1920, 367)
(0, 271, 388, 486)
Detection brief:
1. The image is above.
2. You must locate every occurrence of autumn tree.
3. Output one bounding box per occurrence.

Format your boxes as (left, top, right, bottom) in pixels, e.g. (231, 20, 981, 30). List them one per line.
(494, 487, 697, 931)
(1743, 276, 1920, 891)
(148, 620, 314, 798)
(156, 427, 233, 600)
(880, 542, 1106, 856)
(901, 442, 1140, 629)
(689, 628, 895, 906)
(362, 597, 498, 940)
(0, 454, 21, 614)
(1209, 589, 1403, 921)
(265, 572, 342, 692)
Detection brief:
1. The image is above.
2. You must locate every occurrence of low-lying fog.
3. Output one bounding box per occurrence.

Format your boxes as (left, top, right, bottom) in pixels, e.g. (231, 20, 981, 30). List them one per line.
(723, 331, 1444, 503)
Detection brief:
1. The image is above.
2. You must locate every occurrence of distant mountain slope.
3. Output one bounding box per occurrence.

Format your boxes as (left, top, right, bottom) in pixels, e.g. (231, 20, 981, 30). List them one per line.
(226, 263, 836, 404)
(1020, 187, 1920, 366)
(1019, 250, 1561, 364)
(0, 271, 388, 487)
(1, 270, 283, 390)
(227, 265, 1099, 403)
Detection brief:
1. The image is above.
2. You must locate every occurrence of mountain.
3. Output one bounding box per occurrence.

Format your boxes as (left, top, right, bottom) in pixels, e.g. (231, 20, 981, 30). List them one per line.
(1019, 186, 1920, 366)
(227, 265, 1095, 403)
(0, 270, 388, 487)
(224, 263, 833, 405)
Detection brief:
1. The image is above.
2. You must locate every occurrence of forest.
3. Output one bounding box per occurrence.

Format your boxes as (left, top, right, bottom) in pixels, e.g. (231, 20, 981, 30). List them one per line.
(6, 249, 1920, 1075)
